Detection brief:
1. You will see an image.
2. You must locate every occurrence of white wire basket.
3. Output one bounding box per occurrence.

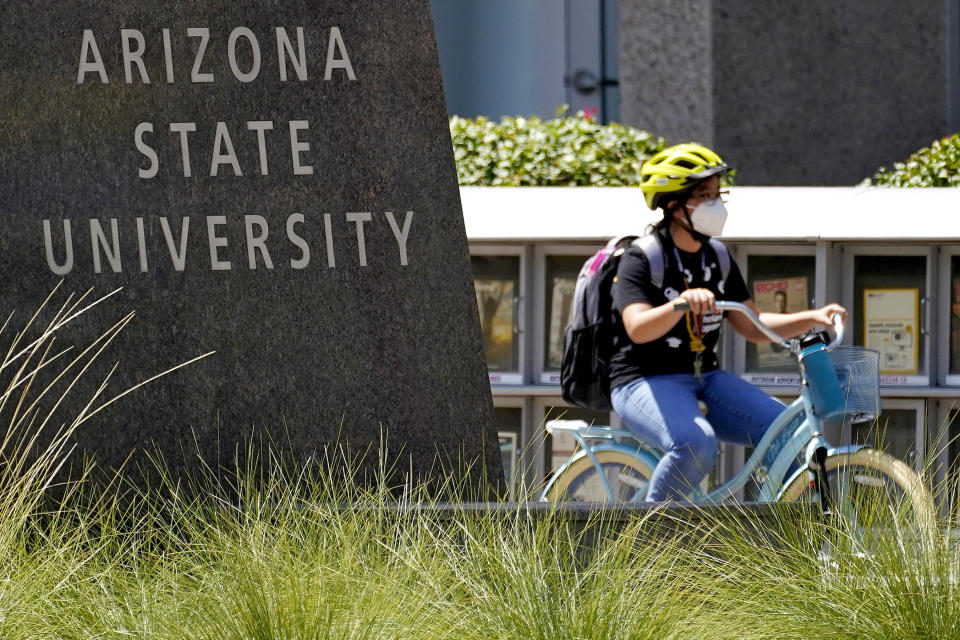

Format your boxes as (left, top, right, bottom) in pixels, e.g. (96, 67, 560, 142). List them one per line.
(827, 346, 880, 423)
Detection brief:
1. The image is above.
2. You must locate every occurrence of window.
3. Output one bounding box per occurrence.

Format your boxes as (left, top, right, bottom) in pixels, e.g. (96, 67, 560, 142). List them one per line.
(744, 254, 816, 380)
(542, 255, 583, 381)
(848, 251, 929, 385)
(536, 247, 594, 384)
(946, 408, 960, 510)
(850, 400, 924, 471)
(949, 256, 960, 376)
(471, 253, 523, 384)
(495, 406, 523, 500)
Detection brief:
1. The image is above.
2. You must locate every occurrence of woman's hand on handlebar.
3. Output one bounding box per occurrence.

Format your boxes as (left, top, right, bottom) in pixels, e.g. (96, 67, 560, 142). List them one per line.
(674, 288, 716, 315)
(746, 300, 847, 343)
(810, 303, 847, 327)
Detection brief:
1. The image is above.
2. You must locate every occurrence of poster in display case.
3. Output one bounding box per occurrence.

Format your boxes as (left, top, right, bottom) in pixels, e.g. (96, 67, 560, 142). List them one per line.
(752, 277, 808, 369)
(547, 275, 577, 370)
(745, 254, 816, 381)
(543, 255, 586, 380)
(474, 279, 517, 372)
(863, 288, 919, 374)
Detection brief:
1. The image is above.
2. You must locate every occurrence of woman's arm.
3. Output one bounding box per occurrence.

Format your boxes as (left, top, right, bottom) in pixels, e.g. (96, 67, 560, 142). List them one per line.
(620, 287, 717, 344)
(726, 300, 848, 343)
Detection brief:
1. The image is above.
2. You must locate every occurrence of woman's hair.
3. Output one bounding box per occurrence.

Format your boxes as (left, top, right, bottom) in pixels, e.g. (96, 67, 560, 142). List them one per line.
(644, 219, 665, 235)
(644, 191, 689, 235)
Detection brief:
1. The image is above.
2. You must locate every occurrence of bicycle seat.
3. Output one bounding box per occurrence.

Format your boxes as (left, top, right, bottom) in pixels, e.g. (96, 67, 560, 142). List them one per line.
(545, 419, 633, 440)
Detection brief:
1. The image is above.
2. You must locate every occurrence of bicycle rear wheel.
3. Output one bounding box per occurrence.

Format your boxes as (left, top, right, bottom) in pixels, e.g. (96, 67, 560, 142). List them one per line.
(545, 450, 654, 503)
(780, 448, 935, 543)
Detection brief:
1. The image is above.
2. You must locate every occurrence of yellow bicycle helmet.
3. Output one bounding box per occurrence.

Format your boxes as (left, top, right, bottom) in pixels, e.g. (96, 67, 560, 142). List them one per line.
(640, 143, 729, 211)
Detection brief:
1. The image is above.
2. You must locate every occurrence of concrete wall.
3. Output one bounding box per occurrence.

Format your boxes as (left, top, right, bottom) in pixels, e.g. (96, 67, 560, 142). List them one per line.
(620, 0, 952, 185)
(431, 0, 567, 119)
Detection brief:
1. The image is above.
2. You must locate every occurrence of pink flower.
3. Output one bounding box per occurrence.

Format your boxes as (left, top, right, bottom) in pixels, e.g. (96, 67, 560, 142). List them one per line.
(583, 107, 598, 121)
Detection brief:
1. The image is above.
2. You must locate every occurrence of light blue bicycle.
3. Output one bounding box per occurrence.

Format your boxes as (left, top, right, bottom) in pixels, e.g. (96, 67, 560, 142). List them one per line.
(542, 301, 934, 526)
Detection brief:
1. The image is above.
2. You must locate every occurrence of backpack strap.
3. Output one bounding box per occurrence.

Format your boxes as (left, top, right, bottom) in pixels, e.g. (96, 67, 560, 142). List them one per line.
(708, 238, 732, 282)
(632, 234, 665, 289)
(631, 234, 732, 290)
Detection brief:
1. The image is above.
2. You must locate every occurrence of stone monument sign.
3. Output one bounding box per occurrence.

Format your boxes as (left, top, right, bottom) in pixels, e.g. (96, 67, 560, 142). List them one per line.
(0, 1, 501, 486)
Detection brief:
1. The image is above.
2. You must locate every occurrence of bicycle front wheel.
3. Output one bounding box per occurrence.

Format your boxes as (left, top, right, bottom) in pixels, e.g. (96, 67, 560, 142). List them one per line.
(781, 448, 935, 538)
(545, 449, 654, 503)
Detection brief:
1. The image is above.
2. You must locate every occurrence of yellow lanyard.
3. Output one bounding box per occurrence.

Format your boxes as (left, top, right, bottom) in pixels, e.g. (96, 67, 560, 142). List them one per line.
(685, 307, 706, 381)
(677, 251, 707, 379)
(685, 310, 706, 353)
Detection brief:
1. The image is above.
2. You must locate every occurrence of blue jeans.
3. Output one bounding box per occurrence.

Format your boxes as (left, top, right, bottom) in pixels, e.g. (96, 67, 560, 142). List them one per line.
(611, 370, 784, 502)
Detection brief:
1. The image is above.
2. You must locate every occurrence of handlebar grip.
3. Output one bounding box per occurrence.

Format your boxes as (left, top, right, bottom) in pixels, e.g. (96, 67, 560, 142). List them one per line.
(673, 300, 691, 312)
(830, 312, 845, 346)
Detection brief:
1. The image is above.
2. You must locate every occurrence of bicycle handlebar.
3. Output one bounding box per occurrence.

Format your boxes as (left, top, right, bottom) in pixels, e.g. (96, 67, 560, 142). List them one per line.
(830, 311, 845, 347)
(673, 300, 844, 351)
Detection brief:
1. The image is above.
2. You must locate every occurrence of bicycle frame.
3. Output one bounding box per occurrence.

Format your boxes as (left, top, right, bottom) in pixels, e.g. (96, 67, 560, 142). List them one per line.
(544, 388, 863, 504)
(694, 386, 850, 504)
(543, 302, 863, 504)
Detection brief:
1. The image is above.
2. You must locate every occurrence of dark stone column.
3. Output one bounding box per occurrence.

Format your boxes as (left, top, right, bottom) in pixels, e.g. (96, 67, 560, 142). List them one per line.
(0, 1, 501, 493)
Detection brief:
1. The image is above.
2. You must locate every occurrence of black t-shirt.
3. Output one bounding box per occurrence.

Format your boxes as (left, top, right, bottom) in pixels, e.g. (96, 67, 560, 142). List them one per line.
(609, 228, 750, 390)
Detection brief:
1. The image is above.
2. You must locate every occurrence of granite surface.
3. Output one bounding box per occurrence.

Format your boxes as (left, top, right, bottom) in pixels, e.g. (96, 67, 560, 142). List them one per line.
(619, 0, 715, 148)
(0, 0, 501, 489)
(620, 0, 948, 185)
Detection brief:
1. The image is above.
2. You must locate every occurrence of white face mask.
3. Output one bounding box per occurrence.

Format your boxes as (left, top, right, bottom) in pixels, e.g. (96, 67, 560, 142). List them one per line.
(687, 198, 728, 237)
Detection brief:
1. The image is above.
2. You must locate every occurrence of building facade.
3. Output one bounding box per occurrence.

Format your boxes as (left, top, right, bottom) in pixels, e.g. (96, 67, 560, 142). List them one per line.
(433, 0, 960, 186)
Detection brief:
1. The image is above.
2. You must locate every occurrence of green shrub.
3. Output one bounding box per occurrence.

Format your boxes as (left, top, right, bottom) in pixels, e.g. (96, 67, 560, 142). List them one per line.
(450, 107, 665, 186)
(865, 133, 960, 186)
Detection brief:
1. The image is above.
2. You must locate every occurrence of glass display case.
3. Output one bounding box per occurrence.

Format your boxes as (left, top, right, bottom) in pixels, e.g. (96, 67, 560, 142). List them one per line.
(495, 405, 523, 500)
(743, 253, 816, 386)
(540, 253, 589, 383)
(847, 251, 929, 386)
(948, 255, 960, 381)
(471, 251, 524, 384)
(849, 400, 925, 471)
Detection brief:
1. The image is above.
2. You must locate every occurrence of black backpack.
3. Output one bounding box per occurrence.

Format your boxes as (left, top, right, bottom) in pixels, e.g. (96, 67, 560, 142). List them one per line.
(559, 233, 731, 410)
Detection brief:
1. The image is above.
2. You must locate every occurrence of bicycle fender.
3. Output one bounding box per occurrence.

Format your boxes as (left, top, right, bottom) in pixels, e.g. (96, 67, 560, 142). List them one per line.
(823, 444, 869, 458)
(539, 443, 660, 502)
(775, 443, 868, 501)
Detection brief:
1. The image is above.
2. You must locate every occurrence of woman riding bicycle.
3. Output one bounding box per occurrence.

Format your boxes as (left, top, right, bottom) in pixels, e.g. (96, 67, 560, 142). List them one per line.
(611, 143, 847, 501)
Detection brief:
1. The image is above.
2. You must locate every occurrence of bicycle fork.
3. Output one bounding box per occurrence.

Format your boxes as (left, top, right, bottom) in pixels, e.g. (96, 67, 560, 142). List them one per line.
(805, 439, 833, 520)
